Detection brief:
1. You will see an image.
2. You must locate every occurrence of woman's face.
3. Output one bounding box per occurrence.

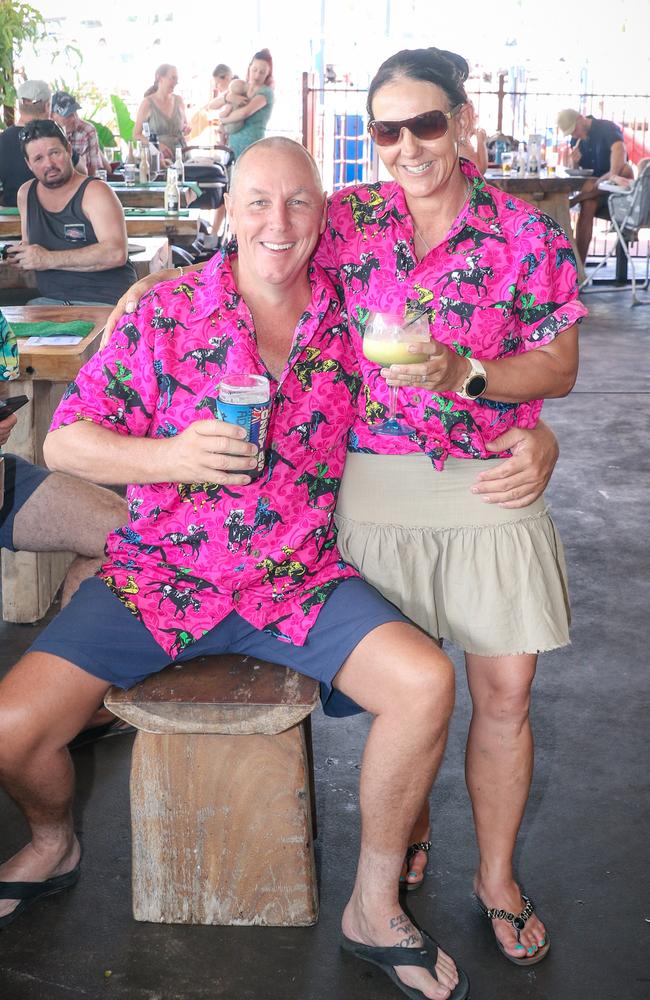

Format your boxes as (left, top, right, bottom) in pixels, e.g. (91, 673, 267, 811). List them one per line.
(160, 67, 179, 93)
(248, 59, 270, 89)
(371, 77, 470, 201)
(214, 71, 232, 95)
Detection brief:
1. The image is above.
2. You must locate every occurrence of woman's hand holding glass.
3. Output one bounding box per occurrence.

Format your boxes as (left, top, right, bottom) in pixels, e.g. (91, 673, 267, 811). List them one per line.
(382, 337, 471, 393)
(362, 310, 432, 435)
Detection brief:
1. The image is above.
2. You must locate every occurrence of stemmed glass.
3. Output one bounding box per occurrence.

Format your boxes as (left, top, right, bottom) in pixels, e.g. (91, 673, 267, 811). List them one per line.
(362, 310, 431, 436)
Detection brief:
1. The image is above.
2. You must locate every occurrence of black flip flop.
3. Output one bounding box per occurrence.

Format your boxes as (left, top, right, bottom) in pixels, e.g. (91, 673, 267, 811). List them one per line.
(341, 929, 470, 1000)
(402, 840, 432, 893)
(68, 718, 136, 751)
(475, 892, 550, 966)
(0, 860, 81, 929)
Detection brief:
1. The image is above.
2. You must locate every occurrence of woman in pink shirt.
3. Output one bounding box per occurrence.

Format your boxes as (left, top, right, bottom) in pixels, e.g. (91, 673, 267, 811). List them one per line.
(320, 47, 586, 968)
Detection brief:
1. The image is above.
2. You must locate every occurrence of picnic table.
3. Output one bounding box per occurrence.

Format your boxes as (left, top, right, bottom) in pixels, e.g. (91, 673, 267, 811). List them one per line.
(1, 206, 200, 242)
(485, 170, 591, 281)
(110, 180, 201, 209)
(0, 237, 170, 294)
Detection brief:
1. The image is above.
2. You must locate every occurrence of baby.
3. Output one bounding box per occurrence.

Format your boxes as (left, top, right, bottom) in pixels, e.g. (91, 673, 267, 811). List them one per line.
(219, 79, 249, 136)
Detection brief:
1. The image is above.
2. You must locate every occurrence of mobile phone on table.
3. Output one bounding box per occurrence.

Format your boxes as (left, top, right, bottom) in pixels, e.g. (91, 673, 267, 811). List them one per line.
(0, 394, 29, 419)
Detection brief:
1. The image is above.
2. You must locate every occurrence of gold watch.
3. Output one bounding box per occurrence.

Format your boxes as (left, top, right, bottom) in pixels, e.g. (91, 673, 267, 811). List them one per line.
(456, 357, 487, 399)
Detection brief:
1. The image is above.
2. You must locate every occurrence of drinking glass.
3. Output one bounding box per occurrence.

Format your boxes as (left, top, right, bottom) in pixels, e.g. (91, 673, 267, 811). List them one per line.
(362, 310, 431, 436)
(501, 151, 514, 175)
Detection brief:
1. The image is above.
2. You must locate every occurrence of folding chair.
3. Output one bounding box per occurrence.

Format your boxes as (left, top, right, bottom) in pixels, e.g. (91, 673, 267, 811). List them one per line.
(580, 169, 650, 306)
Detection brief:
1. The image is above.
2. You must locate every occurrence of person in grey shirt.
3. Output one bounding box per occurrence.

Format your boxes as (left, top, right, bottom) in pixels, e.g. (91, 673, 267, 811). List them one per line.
(7, 120, 135, 305)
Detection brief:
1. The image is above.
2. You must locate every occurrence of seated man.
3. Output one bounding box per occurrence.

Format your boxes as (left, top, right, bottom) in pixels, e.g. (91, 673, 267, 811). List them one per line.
(0, 80, 51, 208)
(0, 139, 468, 1000)
(557, 108, 634, 264)
(7, 120, 136, 305)
(51, 90, 110, 178)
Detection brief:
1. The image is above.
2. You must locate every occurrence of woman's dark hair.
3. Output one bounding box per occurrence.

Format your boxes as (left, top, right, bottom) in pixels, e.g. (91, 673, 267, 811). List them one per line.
(212, 63, 232, 79)
(144, 63, 175, 98)
(249, 48, 273, 87)
(367, 48, 469, 117)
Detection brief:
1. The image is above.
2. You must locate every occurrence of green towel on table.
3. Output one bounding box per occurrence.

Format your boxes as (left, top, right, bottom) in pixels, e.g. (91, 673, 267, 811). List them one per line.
(11, 321, 95, 339)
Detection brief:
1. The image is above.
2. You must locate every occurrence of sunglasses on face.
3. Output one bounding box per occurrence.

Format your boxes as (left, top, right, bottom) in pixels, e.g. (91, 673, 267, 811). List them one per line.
(367, 105, 464, 147)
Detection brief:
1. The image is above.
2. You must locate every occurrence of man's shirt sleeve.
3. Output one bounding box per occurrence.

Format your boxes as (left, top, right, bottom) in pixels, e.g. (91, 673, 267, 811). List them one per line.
(50, 292, 160, 436)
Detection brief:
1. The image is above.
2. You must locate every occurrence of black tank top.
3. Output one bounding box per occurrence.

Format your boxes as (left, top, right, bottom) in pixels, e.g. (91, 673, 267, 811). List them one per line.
(26, 177, 137, 303)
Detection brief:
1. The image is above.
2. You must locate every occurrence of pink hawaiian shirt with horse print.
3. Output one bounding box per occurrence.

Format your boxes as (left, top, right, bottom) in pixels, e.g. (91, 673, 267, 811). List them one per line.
(318, 158, 588, 469)
(50, 253, 360, 657)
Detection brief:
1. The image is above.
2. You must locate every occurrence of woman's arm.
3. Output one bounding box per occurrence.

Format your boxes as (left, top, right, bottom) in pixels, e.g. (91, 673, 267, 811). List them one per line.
(221, 93, 267, 124)
(385, 326, 579, 401)
(206, 92, 227, 111)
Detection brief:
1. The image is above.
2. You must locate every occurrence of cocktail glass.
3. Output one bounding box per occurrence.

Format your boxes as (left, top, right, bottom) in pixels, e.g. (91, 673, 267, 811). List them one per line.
(362, 310, 430, 436)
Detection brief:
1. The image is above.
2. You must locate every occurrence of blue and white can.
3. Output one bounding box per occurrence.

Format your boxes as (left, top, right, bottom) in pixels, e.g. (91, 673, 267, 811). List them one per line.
(217, 374, 271, 479)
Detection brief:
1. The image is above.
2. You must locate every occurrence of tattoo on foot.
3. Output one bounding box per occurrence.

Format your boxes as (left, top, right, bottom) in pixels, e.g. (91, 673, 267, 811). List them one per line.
(389, 913, 420, 949)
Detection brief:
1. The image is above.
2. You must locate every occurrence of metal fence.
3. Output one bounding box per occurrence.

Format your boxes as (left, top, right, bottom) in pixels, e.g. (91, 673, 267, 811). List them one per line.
(301, 73, 650, 264)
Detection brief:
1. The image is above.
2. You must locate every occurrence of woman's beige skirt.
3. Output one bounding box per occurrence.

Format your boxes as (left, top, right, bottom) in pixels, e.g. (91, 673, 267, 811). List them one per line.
(335, 454, 571, 657)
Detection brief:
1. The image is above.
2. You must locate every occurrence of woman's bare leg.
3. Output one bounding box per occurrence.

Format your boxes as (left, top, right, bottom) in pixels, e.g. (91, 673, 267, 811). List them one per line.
(465, 652, 547, 959)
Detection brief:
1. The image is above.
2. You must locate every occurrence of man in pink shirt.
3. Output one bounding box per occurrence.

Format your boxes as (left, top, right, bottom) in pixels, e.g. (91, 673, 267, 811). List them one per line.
(0, 139, 468, 1000)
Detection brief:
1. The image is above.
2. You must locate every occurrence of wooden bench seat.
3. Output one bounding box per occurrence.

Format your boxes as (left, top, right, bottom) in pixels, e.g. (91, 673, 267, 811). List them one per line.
(105, 653, 319, 927)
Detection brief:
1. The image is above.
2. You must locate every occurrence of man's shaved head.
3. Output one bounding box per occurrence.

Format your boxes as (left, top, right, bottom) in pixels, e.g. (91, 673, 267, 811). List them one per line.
(229, 137, 323, 198)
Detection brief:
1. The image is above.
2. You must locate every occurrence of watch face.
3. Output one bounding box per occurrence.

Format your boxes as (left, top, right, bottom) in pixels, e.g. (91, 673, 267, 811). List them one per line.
(466, 374, 487, 398)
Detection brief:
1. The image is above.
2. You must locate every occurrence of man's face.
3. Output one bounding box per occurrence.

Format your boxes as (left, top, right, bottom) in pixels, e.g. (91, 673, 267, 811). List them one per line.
(52, 112, 76, 133)
(572, 117, 589, 141)
(25, 137, 74, 188)
(225, 145, 327, 292)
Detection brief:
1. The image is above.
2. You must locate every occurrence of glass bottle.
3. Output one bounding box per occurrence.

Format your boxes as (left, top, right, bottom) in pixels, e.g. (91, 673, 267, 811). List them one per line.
(165, 166, 180, 216)
(174, 146, 185, 185)
(139, 141, 150, 184)
(149, 132, 161, 178)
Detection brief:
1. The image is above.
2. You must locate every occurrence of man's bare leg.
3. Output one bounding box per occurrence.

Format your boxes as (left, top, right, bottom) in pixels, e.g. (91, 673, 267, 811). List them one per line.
(335, 622, 459, 1000)
(0, 652, 110, 919)
(12, 474, 126, 731)
(12, 472, 127, 566)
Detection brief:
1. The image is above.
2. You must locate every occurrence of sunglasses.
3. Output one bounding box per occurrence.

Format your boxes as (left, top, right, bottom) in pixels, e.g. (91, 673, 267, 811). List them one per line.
(19, 120, 67, 144)
(367, 105, 464, 147)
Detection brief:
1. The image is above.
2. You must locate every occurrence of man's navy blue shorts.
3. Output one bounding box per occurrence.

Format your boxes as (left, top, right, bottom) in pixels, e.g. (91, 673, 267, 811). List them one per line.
(28, 576, 410, 717)
(0, 454, 50, 552)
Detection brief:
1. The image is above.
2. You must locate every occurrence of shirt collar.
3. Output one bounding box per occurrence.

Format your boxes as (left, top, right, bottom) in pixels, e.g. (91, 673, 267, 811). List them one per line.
(188, 242, 341, 357)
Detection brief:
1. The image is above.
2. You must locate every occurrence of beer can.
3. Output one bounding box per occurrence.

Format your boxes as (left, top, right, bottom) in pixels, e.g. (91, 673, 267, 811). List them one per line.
(217, 374, 271, 479)
(0, 308, 19, 382)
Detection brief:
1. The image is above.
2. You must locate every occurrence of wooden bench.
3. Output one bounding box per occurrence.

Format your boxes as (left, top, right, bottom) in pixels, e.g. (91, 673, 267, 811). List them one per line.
(105, 653, 320, 927)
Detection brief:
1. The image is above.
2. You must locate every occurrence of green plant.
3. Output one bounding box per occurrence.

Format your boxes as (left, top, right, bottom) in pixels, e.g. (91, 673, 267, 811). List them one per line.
(0, 0, 46, 121)
(111, 94, 135, 144)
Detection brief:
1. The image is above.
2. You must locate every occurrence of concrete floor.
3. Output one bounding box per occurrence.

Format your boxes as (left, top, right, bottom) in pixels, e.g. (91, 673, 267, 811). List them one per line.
(0, 290, 649, 1000)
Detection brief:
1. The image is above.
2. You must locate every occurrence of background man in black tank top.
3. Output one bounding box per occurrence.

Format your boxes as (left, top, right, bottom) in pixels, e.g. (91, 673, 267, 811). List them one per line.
(7, 121, 136, 305)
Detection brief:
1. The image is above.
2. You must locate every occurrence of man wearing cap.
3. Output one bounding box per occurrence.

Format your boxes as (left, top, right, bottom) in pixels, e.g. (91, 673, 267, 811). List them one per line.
(557, 108, 633, 264)
(7, 120, 137, 305)
(0, 80, 51, 207)
(51, 91, 109, 177)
